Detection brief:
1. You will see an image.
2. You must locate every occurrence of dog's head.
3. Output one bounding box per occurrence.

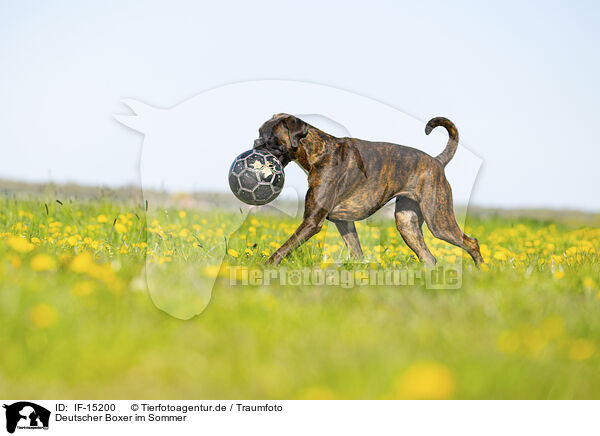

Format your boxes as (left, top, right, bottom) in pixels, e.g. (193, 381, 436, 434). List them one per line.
(253, 114, 308, 166)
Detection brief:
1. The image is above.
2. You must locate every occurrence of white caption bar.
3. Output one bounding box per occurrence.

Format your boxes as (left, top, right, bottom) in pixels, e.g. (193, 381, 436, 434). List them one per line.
(1, 400, 595, 436)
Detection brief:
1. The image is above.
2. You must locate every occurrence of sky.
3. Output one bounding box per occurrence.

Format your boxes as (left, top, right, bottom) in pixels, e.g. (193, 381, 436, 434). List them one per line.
(1, 0, 599, 210)
(113, 81, 484, 208)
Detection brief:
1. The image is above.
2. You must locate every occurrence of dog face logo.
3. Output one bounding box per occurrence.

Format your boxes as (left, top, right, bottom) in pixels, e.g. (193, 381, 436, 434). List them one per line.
(3, 402, 50, 434)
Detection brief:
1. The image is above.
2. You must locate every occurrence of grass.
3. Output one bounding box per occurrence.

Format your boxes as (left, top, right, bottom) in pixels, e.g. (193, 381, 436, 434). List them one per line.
(0, 191, 599, 399)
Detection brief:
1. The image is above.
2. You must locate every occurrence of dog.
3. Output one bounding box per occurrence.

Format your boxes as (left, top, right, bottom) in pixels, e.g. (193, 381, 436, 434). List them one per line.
(253, 114, 484, 266)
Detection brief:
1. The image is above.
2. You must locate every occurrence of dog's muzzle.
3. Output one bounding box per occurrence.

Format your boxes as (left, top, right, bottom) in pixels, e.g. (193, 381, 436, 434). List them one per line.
(253, 138, 291, 166)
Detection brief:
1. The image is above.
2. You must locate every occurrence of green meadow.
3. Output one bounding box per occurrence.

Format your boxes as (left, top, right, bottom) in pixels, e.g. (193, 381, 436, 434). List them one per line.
(1, 187, 599, 399)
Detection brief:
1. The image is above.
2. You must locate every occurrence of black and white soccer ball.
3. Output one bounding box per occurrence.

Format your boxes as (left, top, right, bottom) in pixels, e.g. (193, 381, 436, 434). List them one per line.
(228, 149, 285, 205)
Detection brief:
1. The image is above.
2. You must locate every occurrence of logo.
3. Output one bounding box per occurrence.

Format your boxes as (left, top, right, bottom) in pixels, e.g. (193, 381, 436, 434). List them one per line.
(3, 402, 50, 434)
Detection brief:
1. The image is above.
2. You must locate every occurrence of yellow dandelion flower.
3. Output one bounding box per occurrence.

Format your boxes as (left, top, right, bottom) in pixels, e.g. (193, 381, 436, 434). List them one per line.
(70, 251, 94, 274)
(14, 222, 27, 231)
(178, 210, 187, 218)
(493, 251, 507, 261)
(203, 264, 221, 279)
(30, 254, 56, 272)
(395, 362, 455, 400)
(298, 387, 337, 400)
(553, 270, 565, 280)
(227, 249, 239, 258)
(30, 303, 58, 328)
(565, 247, 578, 257)
(6, 236, 34, 253)
(97, 214, 108, 223)
(569, 339, 596, 361)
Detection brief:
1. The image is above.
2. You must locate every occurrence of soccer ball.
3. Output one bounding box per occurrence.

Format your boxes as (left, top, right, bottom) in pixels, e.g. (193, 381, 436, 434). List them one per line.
(228, 149, 285, 205)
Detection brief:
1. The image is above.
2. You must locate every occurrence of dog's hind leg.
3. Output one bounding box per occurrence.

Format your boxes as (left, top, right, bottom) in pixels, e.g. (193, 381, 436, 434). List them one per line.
(419, 179, 484, 266)
(394, 197, 436, 265)
(332, 220, 364, 259)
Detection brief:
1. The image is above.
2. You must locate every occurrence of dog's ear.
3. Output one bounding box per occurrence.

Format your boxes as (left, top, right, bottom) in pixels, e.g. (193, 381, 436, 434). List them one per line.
(284, 116, 308, 150)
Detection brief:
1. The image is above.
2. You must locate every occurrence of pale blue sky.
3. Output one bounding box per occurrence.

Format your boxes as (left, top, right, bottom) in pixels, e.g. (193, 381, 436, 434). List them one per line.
(1, 1, 599, 210)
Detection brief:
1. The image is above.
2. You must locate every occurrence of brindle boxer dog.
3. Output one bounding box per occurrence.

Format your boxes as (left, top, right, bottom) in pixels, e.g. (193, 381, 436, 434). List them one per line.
(253, 114, 484, 266)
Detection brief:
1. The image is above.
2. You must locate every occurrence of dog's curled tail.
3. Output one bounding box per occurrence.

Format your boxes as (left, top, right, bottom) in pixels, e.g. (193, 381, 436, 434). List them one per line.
(425, 117, 459, 167)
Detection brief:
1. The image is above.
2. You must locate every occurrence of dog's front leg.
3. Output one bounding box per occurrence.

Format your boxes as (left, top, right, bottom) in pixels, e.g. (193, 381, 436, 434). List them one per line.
(267, 182, 334, 265)
(266, 214, 326, 265)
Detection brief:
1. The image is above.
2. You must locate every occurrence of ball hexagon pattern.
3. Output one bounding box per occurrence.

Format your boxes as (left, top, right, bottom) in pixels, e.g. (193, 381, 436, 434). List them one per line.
(228, 149, 285, 205)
